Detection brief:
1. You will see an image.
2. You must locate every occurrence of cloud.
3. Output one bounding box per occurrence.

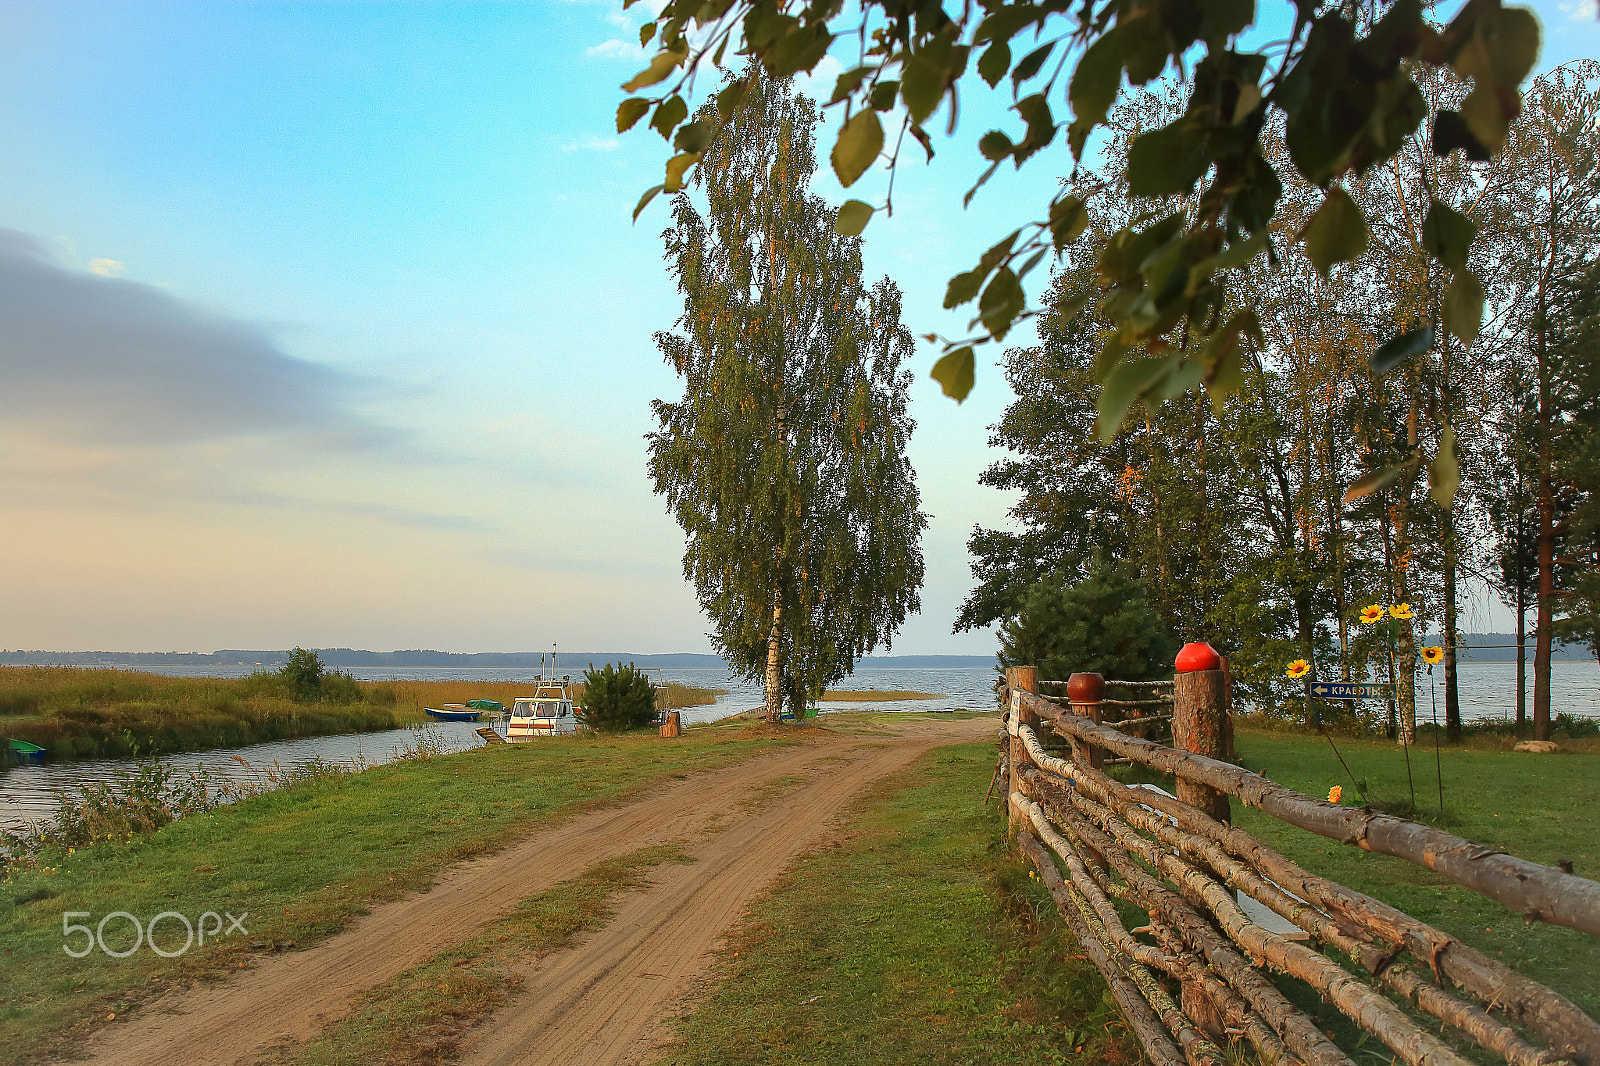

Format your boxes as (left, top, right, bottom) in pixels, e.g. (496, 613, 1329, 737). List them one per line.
(0, 229, 371, 446)
(1557, 0, 1598, 19)
(561, 133, 621, 153)
(88, 258, 125, 277)
(585, 37, 647, 61)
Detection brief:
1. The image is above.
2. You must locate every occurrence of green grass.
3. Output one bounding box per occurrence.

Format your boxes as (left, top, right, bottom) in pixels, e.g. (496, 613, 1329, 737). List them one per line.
(273, 844, 696, 1066)
(1221, 727, 1600, 1015)
(0, 667, 727, 759)
(655, 741, 1135, 1066)
(0, 730, 793, 1066)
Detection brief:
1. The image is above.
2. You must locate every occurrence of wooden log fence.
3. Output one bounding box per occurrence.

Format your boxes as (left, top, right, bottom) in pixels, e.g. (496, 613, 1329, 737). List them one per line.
(1000, 650, 1600, 1066)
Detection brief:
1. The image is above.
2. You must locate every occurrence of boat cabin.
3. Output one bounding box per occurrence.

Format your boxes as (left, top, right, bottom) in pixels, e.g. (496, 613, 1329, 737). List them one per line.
(506, 683, 579, 739)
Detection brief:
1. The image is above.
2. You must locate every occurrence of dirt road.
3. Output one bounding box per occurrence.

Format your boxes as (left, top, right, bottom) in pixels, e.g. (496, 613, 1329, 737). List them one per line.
(76, 716, 993, 1066)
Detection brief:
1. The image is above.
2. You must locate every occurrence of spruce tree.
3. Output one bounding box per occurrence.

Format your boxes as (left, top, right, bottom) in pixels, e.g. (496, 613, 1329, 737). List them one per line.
(648, 68, 926, 722)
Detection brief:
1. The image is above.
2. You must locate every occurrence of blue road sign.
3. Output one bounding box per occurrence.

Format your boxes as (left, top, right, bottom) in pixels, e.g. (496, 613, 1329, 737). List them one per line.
(1309, 681, 1394, 699)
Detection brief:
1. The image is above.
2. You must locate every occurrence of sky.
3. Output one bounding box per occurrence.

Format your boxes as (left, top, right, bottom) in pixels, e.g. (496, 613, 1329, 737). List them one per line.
(0, 1, 1594, 657)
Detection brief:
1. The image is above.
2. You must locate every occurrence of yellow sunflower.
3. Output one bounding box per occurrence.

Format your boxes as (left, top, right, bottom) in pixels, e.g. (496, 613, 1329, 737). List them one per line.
(1390, 602, 1414, 620)
(1286, 659, 1310, 679)
(1328, 785, 1343, 804)
(1358, 604, 1386, 624)
(1422, 646, 1444, 665)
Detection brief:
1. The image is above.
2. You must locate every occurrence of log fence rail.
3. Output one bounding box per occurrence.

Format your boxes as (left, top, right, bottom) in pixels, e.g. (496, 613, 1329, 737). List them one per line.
(1000, 645, 1600, 1066)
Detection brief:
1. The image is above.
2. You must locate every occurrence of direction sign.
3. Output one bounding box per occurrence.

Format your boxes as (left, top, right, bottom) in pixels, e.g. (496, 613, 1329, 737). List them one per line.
(1309, 681, 1393, 699)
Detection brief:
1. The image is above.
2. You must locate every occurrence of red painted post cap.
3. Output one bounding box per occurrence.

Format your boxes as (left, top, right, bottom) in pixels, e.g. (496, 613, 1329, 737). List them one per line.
(1175, 642, 1222, 673)
(1066, 672, 1105, 703)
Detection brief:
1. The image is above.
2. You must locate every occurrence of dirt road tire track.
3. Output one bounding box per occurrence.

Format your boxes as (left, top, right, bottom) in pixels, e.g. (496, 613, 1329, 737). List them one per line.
(74, 718, 991, 1066)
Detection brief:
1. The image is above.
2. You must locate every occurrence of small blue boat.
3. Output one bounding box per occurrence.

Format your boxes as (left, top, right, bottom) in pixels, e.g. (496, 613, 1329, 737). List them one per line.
(7, 738, 46, 765)
(424, 705, 482, 722)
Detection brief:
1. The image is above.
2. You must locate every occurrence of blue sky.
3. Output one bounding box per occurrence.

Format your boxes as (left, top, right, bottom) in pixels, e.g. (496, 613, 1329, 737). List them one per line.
(0, 1, 1593, 656)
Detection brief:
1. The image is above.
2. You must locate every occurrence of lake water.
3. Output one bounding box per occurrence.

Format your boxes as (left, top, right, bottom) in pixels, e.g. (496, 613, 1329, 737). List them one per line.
(3, 661, 1594, 835)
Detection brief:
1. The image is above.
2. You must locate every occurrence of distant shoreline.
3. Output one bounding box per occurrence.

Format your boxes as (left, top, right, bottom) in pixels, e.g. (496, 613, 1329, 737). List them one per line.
(0, 639, 1594, 670)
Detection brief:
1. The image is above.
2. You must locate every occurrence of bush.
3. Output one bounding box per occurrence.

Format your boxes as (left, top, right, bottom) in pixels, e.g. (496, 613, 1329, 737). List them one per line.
(281, 647, 325, 701)
(577, 662, 657, 733)
(319, 671, 361, 704)
(998, 556, 1175, 682)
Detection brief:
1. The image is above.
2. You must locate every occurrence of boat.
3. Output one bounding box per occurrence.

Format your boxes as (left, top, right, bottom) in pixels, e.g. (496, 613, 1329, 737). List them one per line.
(505, 647, 583, 740)
(7, 738, 46, 765)
(424, 704, 482, 722)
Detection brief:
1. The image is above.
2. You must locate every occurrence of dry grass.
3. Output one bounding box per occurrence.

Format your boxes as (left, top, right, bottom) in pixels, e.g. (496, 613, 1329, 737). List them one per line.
(821, 689, 941, 701)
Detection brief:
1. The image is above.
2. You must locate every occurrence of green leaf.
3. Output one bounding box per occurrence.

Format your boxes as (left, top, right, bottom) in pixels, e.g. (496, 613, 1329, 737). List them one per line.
(1461, 83, 1517, 156)
(664, 151, 700, 192)
(1231, 81, 1262, 124)
(716, 79, 749, 120)
(978, 267, 1026, 340)
(617, 97, 651, 134)
(1369, 325, 1433, 373)
(831, 109, 883, 188)
(632, 183, 667, 222)
(1432, 110, 1491, 161)
(870, 79, 899, 111)
(931, 346, 976, 402)
(829, 65, 874, 105)
(1013, 94, 1056, 159)
(1342, 456, 1421, 505)
(1443, 268, 1485, 346)
(1017, 247, 1049, 279)
(639, 21, 656, 46)
(622, 48, 686, 93)
(1127, 119, 1210, 197)
(1201, 309, 1259, 412)
(1010, 41, 1054, 90)
(1049, 195, 1087, 249)
(1069, 27, 1124, 131)
(945, 267, 988, 309)
(1300, 187, 1369, 278)
(651, 95, 689, 141)
(1097, 355, 1173, 441)
(673, 119, 711, 154)
(835, 199, 874, 236)
(901, 34, 966, 126)
(978, 40, 1011, 88)
(1430, 424, 1459, 509)
(979, 130, 1014, 162)
(1423, 200, 1476, 273)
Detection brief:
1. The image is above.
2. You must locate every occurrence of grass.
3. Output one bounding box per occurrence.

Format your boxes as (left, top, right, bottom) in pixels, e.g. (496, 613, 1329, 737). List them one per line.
(656, 741, 1136, 1066)
(821, 689, 942, 701)
(1192, 725, 1600, 1016)
(0, 728, 794, 1066)
(0, 666, 725, 760)
(271, 844, 695, 1066)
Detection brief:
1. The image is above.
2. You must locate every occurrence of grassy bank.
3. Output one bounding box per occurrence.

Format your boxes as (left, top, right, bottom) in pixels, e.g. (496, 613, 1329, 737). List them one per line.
(0, 728, 792, 1066)
(1221, 725, 1600, 1016)
(657, 741, 1132, 1066)
(0, 667, 725, 759)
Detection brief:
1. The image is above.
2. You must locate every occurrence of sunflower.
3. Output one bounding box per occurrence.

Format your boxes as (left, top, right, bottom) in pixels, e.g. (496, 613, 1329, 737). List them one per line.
(1358, 604, 1387, 624)
(1286, 659, 1310, 679)
(1390, 602, 1414, 620)
(1422, 646, 1444, 665)
(1328, 785, 1343, 804)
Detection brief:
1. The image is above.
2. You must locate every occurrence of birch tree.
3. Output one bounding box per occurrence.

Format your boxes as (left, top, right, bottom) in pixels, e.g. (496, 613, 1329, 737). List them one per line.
(648, 69, 927, 722)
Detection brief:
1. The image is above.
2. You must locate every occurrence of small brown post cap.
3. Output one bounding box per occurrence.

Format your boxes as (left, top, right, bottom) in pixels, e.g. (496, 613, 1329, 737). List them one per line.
(1066, 672, 1105, 703)
(1175, 642, 1222, 673)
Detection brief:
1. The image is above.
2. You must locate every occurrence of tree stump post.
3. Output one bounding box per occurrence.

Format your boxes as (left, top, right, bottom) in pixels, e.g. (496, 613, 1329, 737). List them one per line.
(659, 710, 682, 738)
(1006, 666, 1038, 831)
(1066, 672, 1106, 770)
(1173, 642, 1230, 825)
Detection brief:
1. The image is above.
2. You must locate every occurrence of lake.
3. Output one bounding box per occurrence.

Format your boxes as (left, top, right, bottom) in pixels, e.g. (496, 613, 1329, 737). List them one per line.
(3, 660, 1594, 835)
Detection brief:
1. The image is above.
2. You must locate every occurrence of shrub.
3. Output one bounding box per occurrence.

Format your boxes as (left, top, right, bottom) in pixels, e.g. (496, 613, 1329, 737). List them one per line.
(319, 671, 361, 704)
(998, 556, 1175, 682)
(281, 647, 325, 701)
(577, 662, 657, 733)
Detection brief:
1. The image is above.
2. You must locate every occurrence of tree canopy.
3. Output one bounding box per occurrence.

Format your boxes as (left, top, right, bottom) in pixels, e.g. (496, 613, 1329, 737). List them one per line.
(647, 69, 927, 721)
(618, 0, 1544, 505)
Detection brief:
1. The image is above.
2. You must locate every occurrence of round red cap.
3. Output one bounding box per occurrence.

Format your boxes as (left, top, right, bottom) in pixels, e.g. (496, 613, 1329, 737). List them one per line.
(1175, 642, 1222, 673)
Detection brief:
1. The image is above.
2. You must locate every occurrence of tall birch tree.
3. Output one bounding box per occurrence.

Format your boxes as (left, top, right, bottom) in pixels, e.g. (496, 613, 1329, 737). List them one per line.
(648, 69, 926, 722)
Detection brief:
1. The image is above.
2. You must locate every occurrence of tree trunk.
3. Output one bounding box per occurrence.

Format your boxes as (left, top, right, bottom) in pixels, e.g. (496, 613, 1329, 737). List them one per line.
(765, 589, 783, 723)
(1535, 277, 1554, 743)
(1443, 518, 1462, 742)
(1516, 583, 1528, 733)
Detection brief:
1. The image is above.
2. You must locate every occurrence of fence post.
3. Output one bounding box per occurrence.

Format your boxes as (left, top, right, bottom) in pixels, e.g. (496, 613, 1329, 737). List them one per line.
(1173, 642, 1230, 825)
(1066, 672, 1106, 770)
(1006, 666, 1038, 831)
